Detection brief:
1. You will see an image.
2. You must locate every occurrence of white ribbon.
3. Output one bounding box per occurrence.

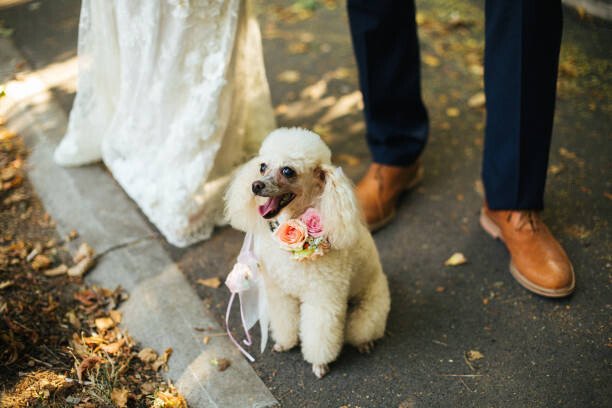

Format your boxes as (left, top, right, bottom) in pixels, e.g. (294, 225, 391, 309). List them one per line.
(224, 232, 268, 361)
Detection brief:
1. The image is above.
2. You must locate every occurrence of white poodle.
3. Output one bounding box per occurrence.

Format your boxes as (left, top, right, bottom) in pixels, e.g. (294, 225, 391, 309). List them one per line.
(225, 127, 390, 378)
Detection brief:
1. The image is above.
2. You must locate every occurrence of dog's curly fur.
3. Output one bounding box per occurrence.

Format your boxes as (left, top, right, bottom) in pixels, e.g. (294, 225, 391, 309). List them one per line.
(225, 128, 390, 378)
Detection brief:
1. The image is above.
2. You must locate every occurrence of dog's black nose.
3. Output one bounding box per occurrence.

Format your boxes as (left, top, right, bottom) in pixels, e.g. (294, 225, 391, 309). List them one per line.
(252, 181, 265, 194)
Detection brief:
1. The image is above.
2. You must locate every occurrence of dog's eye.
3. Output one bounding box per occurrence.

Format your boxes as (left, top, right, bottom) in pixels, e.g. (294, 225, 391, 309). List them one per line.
(281, 166, 296, 178)
(259, 163, 267, 174)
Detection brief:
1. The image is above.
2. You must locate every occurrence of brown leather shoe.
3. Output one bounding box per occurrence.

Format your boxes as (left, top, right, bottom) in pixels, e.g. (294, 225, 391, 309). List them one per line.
(355, 161, 424, 231)
(480, 204, 575, 298)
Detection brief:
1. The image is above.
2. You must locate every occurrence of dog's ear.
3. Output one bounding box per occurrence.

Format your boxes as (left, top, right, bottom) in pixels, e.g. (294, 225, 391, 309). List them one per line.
(317, 164, 361, 250)
(225, 157, 261, 232)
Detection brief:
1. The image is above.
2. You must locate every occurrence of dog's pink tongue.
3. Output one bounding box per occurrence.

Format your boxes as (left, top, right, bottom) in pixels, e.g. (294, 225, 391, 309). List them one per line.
(258, 196, 281, 217)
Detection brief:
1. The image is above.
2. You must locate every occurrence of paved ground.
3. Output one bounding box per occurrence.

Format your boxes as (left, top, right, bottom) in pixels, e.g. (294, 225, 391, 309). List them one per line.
(1, 0, 610, 407)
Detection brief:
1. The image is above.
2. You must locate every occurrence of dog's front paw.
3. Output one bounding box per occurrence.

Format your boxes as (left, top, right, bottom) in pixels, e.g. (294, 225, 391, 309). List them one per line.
(273, 343, 295, 353)
(356, 341, 375, 354)
(312, 364, 329, 379)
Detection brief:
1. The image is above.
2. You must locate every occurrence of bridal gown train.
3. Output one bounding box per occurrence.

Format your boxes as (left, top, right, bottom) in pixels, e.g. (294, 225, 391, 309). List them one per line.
(55, 0, 275, 247)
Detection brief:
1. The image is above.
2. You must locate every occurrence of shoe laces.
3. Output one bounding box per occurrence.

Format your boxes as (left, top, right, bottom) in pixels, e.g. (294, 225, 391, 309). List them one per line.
(507, 210, 539, 232)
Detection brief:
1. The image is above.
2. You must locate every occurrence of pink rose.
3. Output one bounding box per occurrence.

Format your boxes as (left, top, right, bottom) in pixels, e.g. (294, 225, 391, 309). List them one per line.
(300, 208, 324, 237)
(275, 219, 307, 250)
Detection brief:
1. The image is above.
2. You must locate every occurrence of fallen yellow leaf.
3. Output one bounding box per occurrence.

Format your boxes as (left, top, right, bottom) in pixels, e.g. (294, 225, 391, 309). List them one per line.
(81, 335, 106, 345)
(67, 229, 79, 241)
(444, 252, 467, 266)
(422, 53, 440, 67)
(467, 92, 485, 108)
(0, 128, 16, 141)
(277, 70, 301, 83)
(137, 348, 158, 364)
(197, 277, 222, 289)
(73, 242, 94, 263)
(0, 280, 14, 290)
(466, 350, 484, 361)
(68, 258, 94, 277)
(211, 358, 231, 371)
(415, 11, 426, 25)
(153, 390, 187, 408)
(43, 264, 68, 277)
(94, 317, 115, 331)
(446, 107, 460, 117)
(31, 254, 51, 271)
(101, 339, 125, 355)
(330, 67, 351, 80)
(109, 310, 122, 324)
(468, 64, 483, 76)
(559, 147, 579, 161)
(152, 348, 173, 372)
(559, 60, 578, 78)
(300, 79, 327, 100)
(1, 167, 16, 181)
(111, 388, 128, 408)
(548, 164, 564, 176)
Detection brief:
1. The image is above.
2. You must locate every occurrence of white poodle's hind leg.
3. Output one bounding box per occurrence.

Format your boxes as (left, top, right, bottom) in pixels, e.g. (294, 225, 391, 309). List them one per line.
(266, 281, 300, 352)
(345, 271, 391, 352)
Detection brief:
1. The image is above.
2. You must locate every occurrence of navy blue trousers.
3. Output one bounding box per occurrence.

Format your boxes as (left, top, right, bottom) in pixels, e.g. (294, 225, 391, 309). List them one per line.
(347, 0, 563, 210)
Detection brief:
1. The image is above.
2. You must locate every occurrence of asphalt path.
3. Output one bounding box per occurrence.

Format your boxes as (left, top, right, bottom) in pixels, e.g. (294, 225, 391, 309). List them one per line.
(2, 1, 609, 406)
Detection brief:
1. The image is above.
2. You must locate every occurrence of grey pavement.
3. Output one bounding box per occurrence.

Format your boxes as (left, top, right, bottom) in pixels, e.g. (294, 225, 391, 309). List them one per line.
(1, 0, 610, 407)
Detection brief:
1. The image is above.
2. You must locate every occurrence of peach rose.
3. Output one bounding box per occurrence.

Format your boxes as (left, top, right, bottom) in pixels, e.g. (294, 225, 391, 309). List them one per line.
(299, 208, 324, 237)
(275, 219, 307, 250)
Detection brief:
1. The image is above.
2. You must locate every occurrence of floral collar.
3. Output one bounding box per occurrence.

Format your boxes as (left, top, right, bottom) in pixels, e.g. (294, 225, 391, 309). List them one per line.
(269, 208, 330, 261)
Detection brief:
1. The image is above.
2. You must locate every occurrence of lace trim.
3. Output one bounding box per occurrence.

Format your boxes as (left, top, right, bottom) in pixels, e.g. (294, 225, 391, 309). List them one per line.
(54, 0, 275, 247)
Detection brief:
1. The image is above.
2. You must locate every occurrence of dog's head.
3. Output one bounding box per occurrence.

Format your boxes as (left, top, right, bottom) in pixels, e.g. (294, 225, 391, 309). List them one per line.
(225, 127, 361, 249)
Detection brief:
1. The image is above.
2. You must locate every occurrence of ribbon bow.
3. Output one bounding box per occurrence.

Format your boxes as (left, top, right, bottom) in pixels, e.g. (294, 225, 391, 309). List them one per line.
(224, 232, 268, 362)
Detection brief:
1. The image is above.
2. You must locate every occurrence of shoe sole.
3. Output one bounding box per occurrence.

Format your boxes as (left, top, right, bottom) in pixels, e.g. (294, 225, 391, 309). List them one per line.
(479, 209, 575, 298)
(368, 164, 425, 233)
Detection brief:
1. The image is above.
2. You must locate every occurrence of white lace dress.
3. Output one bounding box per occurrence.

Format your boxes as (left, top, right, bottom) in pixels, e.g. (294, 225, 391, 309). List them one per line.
(55, 0, 275, 247)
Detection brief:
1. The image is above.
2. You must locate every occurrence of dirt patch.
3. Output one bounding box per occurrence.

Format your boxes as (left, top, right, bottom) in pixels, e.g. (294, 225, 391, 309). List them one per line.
(0, 126, 186, 407)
